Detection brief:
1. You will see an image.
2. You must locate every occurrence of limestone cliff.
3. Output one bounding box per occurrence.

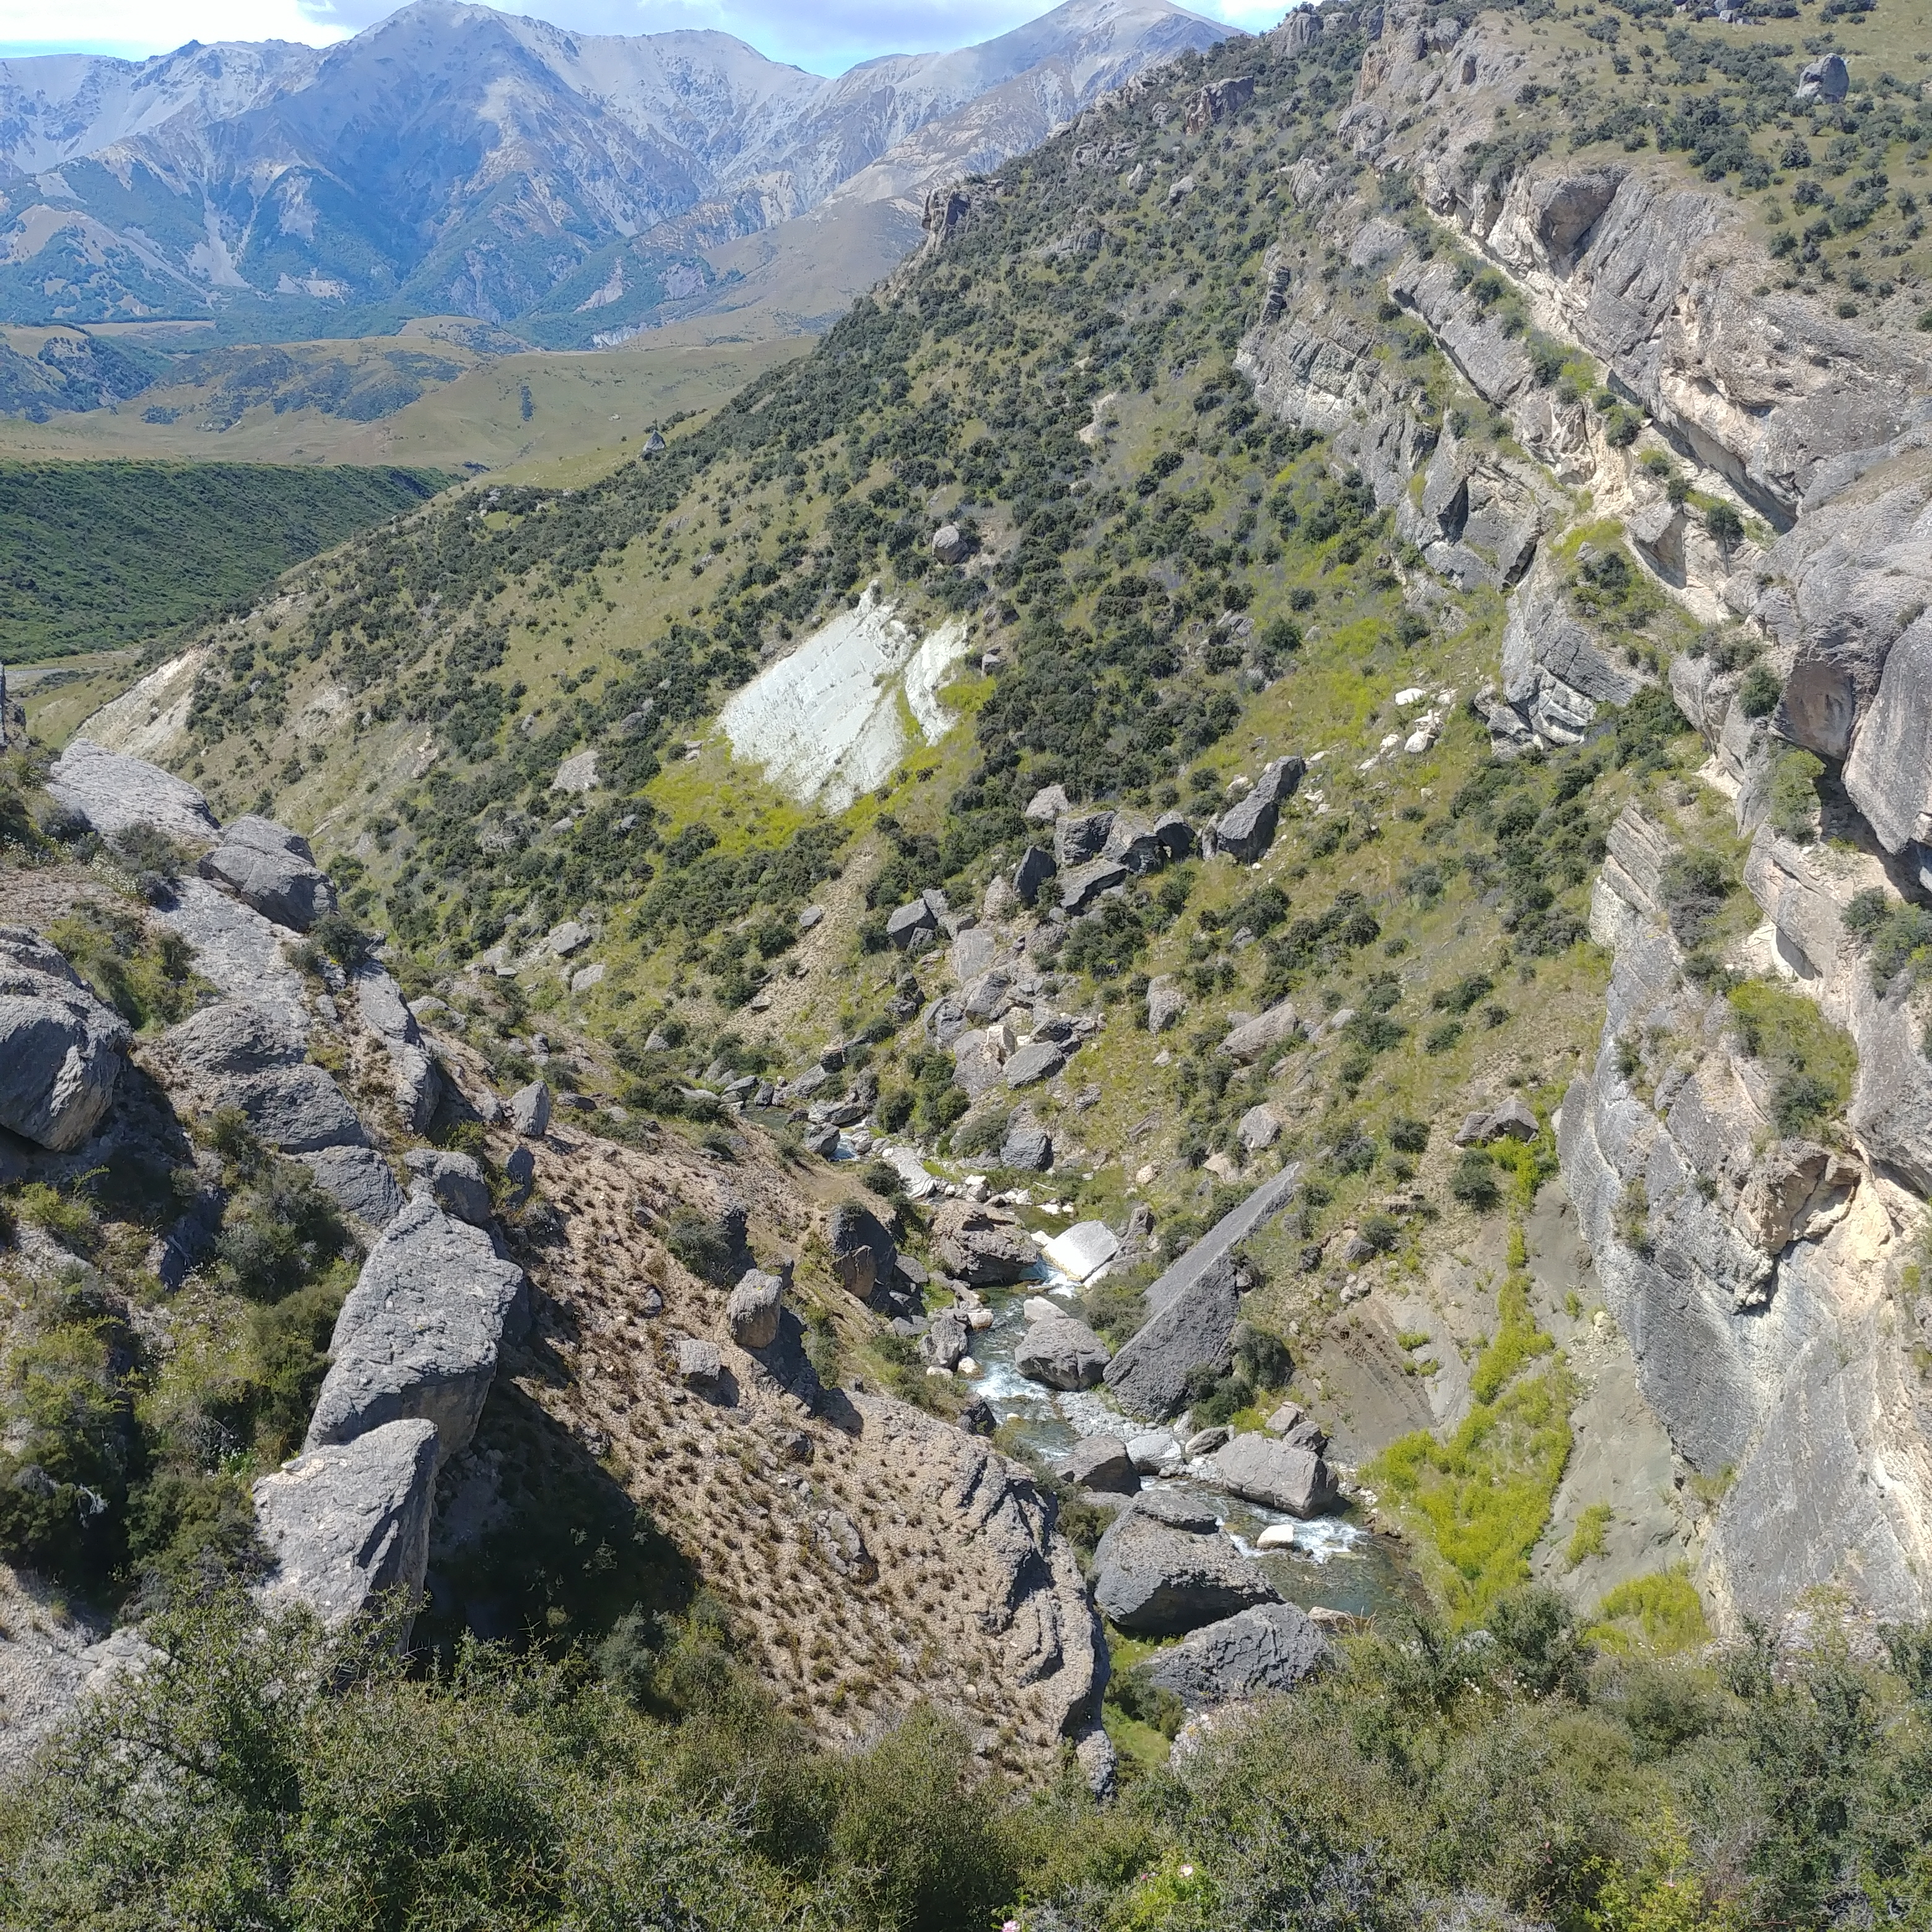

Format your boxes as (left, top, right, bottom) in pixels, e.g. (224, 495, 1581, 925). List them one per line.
(1235, 0, 1932, 1624)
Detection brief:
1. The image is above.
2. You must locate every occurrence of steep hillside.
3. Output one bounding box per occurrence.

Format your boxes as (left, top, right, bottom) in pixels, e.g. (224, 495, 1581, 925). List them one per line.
(0, 0, 1232, 346)
(8, 2, 1932, 1922)
(61, 0, 1932, 1640)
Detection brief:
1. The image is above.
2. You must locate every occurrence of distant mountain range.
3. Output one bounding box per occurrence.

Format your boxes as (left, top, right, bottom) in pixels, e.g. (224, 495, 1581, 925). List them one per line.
(0, 0, 1235, 346)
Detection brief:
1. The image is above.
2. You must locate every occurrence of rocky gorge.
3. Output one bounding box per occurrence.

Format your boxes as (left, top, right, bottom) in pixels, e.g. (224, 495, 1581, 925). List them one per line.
(6, 1, 1932, 1918)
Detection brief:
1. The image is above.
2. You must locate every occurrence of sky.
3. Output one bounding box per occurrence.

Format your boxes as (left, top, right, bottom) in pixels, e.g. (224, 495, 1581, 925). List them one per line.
(0, 0, 1286, 74)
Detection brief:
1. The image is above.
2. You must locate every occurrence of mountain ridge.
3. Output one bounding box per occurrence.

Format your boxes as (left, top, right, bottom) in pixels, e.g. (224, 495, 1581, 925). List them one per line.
(0, 0, 1237, 342)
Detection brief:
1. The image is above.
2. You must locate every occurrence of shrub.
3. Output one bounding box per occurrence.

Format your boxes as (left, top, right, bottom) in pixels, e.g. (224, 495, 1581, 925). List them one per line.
(1361, 1213, 1401, 1254)
(1736, 663, 1782, 718)
(1388, 1116, 1430, 1154)
(1659, 846, 1731, 946)
(664, 1207, 738, 1285)
(1727, 978, 1856, 1131)
(1565, 1502, 1613, 1568)
(1705, 501, 1745, 552)
(952, 1106, 1009, 1157)
(1450, 1150, 1500, 1211)
(859, 1158, 904, 1198)
(1107, 1664, 1186, 1739)
(1842, 887, 1932, 992)
(1486, 1586, 1592, 1700)
(300, 912, 377, 974)
(214, 1164, 354, 1302)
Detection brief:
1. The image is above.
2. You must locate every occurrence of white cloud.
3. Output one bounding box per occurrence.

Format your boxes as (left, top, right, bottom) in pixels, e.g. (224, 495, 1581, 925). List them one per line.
(4, 0, 1285, 73)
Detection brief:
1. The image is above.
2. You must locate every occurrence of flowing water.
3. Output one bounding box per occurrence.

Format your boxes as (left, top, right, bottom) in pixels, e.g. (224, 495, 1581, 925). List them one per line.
(967, 1265, 1421, 1624)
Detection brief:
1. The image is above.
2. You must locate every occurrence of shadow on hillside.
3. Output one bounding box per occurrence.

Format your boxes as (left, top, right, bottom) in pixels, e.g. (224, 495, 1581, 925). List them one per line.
(415, 1380, 694, 1667)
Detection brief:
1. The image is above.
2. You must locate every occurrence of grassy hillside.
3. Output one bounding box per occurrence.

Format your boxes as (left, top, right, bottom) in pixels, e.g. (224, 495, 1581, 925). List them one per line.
(0, 459, 451, 664)
(0, 326, 806, 479)
(12, 2, 1932, 1924)
(150, 0, 1731, 1619)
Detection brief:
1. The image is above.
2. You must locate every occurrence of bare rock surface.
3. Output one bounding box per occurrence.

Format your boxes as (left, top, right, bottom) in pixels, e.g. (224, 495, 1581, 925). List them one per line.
(1144, 1601, 1333, 1710)
(931, 1199, 1039, 1284)
(46, 738, 219, 845)
(162, 999, 367, 1153)
(726, 1268, 783, 1349)
(404, 1147, 492, 1227)
(254, 1419, 439, 1635)
(1220, 1001, 1300, 1061)
(307, 1196, 528, 1467)
(154, 876, 308, 1023)
(356, 965, 442, 1133)
(1054, 1432, 1139, 1494)
(1213, 1432, 1339, 1518)
(0, 926, 130, 1151)
(199, 816, 336, 931)
(1014, 1313, 1111, 1390)
(828, 1201, 897, 1299)
(1093, 1497, 1280, 1634)
(299, 1145, 404, 1229)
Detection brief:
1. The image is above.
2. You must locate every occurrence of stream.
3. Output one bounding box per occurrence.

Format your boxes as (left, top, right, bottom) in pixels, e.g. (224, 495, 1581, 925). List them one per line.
(966, 1262, 1419, 1624)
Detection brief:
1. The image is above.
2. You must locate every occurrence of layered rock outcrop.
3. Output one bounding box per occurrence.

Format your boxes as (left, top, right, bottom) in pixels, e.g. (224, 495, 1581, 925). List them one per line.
(1559, 807, 1932, 1623)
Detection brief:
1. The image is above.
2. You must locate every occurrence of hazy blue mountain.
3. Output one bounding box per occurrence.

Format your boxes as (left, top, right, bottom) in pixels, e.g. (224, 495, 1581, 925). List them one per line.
(0, 0, 1234, 342)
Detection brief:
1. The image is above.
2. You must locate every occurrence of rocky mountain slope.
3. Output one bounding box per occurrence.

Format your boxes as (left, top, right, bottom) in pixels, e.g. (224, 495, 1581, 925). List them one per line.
(9, 0, 1932, 1842)
(0, 0, 1232, 347)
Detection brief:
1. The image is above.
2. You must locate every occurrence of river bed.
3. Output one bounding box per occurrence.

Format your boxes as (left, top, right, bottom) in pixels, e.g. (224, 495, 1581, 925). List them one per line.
(966, 1268, 1420, 1624)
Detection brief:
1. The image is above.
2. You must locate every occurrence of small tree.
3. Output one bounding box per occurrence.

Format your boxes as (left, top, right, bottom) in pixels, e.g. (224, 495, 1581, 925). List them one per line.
(1705, 500, 1745, 556)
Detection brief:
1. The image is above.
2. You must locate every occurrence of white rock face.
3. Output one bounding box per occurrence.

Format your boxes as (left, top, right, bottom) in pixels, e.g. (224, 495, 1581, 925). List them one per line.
(718, 589, 970, 809)
(1042, 1219, 1120, 1283)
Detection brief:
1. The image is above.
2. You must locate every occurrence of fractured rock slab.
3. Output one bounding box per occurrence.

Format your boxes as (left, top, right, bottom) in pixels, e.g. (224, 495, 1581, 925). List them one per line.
(253, 1418, 438, 1637)
(306, 1196, 528, 1469)
(0, 926, 130, 1151)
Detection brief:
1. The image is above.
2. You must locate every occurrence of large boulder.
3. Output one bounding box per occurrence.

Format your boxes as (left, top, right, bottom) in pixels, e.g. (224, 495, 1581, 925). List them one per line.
(827, 1202, 897, 1300)
(199, 816, 336, 931)
(253, 1418, 438, 1637)
(1055, 811, 1115, 868)
(999, 1110, 1053, 1171)
(355, 966, 442, 1134)
(305, 1196, 528, 1468)
(1060, 857, 1128, 914)
(1220, 1001, 1301, 1061)
(1213, 1432, 1339, 1518)
(1144, 1601, 1333, 1710)
(1214, 790, 1279, 864)
(163, 999, 367, 1154)
(726, 1268, 784, 1349)
(298, 1146, 404, 1229)
(1014, 1314, 1112, 1390)
(1013, 845, 1056, 906)
(1055, 1433, 1140, 1494)
(931, 1199, 1039, 1284)
(920, 1307, 972, 1370)
(1002, 1038, 1068, 1089)
(45, 739, 219, 845)
(1103, 1250, 1243, 1421)
(1092, 1492, 1280, 1634)
(403, 1148, 492, 1227)
(0, 927, 130, 1151)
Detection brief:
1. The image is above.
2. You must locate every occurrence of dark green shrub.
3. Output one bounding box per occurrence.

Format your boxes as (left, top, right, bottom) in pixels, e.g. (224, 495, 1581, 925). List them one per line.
(1107, 1664, 1186, 1739)
(664, 1208, 737, 1285)
(1389, 1116, 1430, 1154)
(1450, 1149, 1501, 1211)
(1736, 663, 1782, 718)
(1659, 846, 1731, 946)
